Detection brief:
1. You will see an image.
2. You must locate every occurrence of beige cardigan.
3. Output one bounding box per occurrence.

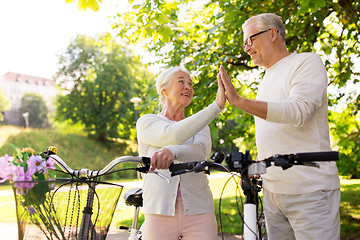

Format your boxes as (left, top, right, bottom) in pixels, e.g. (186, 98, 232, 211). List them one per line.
(136, 102, 221, 216)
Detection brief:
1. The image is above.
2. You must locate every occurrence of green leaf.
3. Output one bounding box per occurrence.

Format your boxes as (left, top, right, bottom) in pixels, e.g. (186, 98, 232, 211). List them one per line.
(9, 143, 22, 159)
(88, 0, 100, 11)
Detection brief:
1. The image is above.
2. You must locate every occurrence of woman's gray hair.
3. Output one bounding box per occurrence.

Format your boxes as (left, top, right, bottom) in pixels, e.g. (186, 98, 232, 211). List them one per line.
(156, 66, 190, 108)
(243, 13, 286, 44)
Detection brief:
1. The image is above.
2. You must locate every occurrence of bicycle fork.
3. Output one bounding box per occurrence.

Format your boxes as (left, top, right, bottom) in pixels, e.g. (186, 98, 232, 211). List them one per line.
(79, 182, 97, 240)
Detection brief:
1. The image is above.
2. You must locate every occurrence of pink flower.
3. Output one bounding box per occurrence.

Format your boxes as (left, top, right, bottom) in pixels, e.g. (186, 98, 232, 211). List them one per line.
(27, 155, 47, 174)
(45, 158, 56, 172)
(13, 166, 35, 181)
(0, 155, 15, 183)
(13, 166, 36, 190)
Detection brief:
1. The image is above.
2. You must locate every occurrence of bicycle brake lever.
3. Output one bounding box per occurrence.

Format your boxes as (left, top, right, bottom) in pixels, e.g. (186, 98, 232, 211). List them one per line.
(301, 162, 320, 168)
(136, 165, 150, 173)
(149, 171, 170, 183)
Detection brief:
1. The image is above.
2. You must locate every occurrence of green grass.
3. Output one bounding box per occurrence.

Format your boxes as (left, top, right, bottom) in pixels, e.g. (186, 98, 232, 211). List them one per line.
(0, 125, 138, 180)
(339, 179, 360, 239)
(0, 126, 359, 238)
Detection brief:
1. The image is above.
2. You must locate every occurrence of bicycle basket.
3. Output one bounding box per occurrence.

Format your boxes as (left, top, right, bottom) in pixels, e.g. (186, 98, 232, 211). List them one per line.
(12, 179, 123, 240)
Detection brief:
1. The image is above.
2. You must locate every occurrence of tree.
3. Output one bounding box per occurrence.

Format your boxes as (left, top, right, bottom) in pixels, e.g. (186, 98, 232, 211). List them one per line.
(113, 0, 359, 111)
(0, 88, 10, 122)
(55, 34, 153, 142)
(19, 93, 49, 128)
(111, 0, 359, 176)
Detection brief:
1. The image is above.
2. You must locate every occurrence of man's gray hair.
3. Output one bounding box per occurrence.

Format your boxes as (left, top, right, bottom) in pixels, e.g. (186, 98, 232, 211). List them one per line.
(243, 13, 286, 44)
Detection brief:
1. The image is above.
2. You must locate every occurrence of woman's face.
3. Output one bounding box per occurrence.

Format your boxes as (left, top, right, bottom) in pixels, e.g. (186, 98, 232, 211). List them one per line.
(163, 70, 194, 108)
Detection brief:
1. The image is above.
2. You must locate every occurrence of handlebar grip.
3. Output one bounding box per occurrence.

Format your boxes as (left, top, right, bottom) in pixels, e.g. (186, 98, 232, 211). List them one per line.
(294, 151, 339, 162)
(169, 162, 197, 172)
(141, 157, 151, 164)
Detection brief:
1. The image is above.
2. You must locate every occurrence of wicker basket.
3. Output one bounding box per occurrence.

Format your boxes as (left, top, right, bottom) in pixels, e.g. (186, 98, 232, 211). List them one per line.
(12, 179, 123, 240)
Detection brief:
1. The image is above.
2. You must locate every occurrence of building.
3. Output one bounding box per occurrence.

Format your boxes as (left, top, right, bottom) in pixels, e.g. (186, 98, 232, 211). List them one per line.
(0, 72, 58, 126)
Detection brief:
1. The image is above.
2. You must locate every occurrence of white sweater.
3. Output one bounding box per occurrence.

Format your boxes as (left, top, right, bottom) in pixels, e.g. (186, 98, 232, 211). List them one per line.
(136, 102, 221, 215)
(256, 52, 340, 194)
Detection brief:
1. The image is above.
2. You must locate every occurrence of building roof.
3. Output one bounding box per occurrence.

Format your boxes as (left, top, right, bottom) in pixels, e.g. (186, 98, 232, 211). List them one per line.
(1, 72, 55, 86)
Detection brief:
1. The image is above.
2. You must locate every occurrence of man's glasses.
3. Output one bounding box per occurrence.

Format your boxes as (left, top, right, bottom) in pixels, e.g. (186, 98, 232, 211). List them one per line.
(242, 28, 273, 50)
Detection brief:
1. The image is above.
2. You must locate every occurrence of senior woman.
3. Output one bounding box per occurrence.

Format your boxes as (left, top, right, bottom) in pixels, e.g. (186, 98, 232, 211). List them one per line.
(136, 66, 226, 240)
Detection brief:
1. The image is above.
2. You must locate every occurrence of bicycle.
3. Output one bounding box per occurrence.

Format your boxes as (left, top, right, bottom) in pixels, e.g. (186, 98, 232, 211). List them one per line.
(168, 150, 339, 240)
(12, 146, 168, 240)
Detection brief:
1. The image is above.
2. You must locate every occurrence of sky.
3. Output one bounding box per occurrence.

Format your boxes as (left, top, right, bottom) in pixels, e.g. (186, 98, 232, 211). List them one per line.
(0, 0, 130, 79)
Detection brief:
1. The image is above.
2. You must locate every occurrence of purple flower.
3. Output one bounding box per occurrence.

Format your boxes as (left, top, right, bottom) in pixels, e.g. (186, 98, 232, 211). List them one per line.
(27, 155, 47, 174)
(28, 207, 36, 215)
(0, 155, 15, 183)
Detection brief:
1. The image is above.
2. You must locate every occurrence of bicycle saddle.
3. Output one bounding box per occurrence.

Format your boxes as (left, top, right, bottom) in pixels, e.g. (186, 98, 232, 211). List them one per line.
(124, 188, 143, 207)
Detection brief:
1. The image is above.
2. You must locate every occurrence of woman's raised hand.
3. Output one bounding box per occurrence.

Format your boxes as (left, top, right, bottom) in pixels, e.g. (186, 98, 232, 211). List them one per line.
(215, 70, 227, 109)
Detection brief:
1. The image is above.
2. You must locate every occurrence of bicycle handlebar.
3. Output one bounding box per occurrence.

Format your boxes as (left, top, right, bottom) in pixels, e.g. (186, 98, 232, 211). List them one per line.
(44, 145, 339, 180)
(260, 151, 339, 169)
(170, 151, 339, 176)
(44, 146, 152, 179)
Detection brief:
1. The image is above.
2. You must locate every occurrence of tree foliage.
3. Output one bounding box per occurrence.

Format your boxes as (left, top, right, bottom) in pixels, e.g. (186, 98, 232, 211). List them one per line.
(0, 88, 10, 122)
(19, 93, 49, 128)
(55, 34, 153, 142)
(65, 0, 102, 11)
(113, 0, 359, 109)
(329, 104, 360, 178)
(111, 0, 359, 174)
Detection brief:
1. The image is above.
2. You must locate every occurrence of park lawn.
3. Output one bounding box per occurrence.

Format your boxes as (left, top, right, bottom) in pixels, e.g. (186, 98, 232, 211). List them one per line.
(339, 178, 360, 239)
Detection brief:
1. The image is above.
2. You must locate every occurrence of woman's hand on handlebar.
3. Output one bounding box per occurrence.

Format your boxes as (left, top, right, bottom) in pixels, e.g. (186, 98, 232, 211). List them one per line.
(150, 148, 174, 171)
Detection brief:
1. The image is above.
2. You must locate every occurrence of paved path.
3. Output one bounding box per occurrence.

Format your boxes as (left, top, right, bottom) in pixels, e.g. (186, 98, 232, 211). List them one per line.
(0, 222, 130, 240)
(0, 222, 242, 240)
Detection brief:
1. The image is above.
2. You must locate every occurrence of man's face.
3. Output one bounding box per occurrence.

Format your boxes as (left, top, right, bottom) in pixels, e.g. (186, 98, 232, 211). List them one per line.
(243, 21, 272, 68)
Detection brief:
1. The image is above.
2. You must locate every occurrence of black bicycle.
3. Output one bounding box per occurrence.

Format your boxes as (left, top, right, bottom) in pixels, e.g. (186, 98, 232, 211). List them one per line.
(168, 150, 339, 240)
